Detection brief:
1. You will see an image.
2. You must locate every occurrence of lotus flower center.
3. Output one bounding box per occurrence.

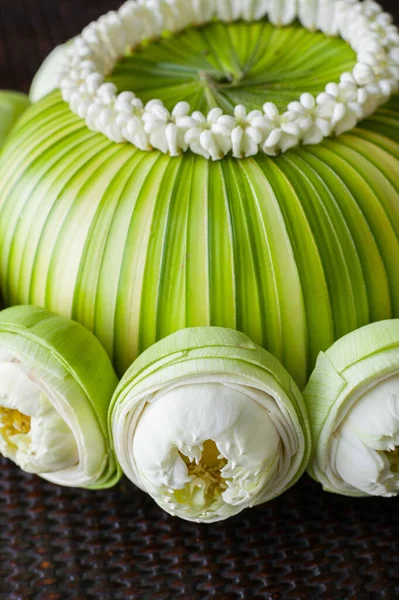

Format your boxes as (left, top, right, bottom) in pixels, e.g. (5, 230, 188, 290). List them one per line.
(174, 440, 228, 507)
(133, 382, 282, 521)
(0, 359, 79, 474)
(0, 407, 31, 444)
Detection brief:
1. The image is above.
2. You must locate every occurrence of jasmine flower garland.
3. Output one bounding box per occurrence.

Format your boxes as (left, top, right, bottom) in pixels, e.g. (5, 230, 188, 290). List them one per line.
(59, 0, 399, 159)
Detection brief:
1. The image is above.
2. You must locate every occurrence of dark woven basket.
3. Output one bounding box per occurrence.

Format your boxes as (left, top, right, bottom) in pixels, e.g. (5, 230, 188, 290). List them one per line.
(1, 2, 399, 599)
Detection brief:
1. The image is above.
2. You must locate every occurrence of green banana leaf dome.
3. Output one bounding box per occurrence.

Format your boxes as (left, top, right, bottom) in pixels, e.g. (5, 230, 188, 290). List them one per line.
(0, 18, 398, 389)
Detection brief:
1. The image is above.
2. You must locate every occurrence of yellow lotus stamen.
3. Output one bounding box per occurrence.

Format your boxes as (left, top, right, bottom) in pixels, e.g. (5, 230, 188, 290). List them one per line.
(178, 440, 228, 505)
(0, 407, 31, 443)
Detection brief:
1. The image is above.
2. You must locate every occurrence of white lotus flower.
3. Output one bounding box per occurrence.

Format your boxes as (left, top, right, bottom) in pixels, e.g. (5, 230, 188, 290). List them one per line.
(333, 377, 399, 497)
(0, 359, 79, 474)
(110, 327, 311, 523)
(304, 319, 399, 497)
(0, 306, 120, 489)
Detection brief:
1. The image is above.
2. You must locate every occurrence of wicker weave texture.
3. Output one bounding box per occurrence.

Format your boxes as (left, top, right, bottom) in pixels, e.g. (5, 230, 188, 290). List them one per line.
(2, 461, 399, 599)
(0, 1, 399, 599)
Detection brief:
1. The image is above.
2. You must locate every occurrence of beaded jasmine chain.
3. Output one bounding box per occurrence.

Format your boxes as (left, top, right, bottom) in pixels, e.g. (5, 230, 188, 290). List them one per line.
(59, 0, 399, 160)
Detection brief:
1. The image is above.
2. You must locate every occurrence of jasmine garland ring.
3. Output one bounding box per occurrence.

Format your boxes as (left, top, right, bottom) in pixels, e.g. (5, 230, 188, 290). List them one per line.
(59, 0, 399, 158)
(109, 327, 311, 522)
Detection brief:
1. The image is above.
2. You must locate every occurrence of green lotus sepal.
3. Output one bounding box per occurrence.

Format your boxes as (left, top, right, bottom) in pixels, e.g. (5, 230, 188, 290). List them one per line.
(0, 305, 121, 489)
(0, 91, 29, 149)
(304, 319, 399, 497)
(109, 326, 311, 523)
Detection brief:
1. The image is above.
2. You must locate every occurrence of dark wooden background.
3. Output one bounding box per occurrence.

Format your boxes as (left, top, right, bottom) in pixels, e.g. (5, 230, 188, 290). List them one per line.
(0, 2, 399, 599)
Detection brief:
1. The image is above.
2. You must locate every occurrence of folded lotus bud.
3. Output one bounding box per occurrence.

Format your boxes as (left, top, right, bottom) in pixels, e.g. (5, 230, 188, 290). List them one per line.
(0, 91, 29, 148)
(304, 320, 399, 497)
(0, 306, 121, 489)
(110, 327, 311, 522)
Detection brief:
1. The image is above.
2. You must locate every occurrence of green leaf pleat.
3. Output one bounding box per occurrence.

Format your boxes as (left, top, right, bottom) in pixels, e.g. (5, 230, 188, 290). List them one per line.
(0, 91, 30, 150)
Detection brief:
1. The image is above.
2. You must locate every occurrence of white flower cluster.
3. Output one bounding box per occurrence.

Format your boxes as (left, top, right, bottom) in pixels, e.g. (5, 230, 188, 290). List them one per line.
(59, 0, 399, 160)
